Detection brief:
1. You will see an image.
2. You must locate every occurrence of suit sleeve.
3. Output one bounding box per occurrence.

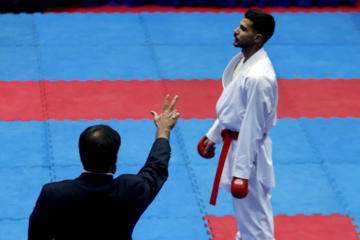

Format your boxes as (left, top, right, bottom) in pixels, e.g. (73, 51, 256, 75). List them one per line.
(136, 137, 171, 199)
(28, 186, 53, 240)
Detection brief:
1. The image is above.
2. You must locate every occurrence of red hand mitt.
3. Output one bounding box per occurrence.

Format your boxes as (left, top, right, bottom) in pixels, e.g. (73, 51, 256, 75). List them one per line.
(231, 177, 249, 199)
(197, 136, 215, 159)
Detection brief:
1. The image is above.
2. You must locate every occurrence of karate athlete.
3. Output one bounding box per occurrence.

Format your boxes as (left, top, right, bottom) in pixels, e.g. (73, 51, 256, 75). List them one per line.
(197, 9, 278, 240)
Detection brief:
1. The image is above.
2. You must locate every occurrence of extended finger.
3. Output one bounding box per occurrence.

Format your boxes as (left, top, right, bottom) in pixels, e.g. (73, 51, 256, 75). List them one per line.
(168, 95, 179, 111)
(204, 144, 210, 153)
(150, 111, 158, 119)
(162, 95, 170, 112)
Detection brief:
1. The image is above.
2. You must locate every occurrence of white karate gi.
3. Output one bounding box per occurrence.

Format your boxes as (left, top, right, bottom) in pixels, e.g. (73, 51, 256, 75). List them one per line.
(206, 47, 278, 240)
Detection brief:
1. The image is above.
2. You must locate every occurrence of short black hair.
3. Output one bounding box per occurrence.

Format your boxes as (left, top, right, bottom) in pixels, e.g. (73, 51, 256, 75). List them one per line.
(79, 125, 121, 173)
(245, 9, 275, 43)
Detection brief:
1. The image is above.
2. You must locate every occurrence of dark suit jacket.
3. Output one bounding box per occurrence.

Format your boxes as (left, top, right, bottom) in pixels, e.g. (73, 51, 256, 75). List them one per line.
(28, 138, 171, 240)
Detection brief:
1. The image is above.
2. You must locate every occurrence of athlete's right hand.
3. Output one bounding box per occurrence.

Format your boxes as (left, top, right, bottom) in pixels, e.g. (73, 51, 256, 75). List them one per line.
(197, 136, 215, 159)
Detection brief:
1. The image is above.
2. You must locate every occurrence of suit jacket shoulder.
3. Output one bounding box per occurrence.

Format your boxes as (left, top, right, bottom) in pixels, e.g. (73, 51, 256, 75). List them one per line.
(29, 138, 171, 240)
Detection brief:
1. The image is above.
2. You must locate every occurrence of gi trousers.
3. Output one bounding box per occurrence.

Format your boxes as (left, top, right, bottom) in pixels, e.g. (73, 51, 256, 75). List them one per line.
(232, 164, 275, 240)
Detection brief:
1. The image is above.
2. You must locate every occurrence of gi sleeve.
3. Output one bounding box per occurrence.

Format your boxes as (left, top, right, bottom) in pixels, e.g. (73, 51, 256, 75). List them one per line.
(206, 119, 224, 144)
(232, 74, 277, 180)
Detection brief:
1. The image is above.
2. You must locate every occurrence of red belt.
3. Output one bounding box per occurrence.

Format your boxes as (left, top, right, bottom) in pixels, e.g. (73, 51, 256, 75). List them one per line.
(210, 129, 239, 206)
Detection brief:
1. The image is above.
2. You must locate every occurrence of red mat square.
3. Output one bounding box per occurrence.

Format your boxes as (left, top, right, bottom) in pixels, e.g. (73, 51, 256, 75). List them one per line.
(1, 79, 360, 121)
(204, 214, 360, 240)
(0, 81, 45, 121)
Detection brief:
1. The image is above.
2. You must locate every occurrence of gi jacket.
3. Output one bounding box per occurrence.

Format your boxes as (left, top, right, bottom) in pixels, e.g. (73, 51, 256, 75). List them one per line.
(206, 47, 278, 191)
(28, 138, 171, 240)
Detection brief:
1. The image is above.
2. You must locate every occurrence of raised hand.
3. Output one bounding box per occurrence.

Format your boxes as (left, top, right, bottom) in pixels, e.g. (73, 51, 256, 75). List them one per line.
(151, 95, 180, 140)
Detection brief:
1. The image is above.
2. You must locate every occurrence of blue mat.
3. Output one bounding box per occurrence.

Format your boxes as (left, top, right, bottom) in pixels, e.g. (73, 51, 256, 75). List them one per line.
(2, 12, 360, 80)
(0, 219, 28, 240)
(40, 45, 159, 80)
(0, 121, 48, 168)
(1, 10, 360, 240)
(351, 13, 360, 29)
(325, 163, 360, 216)
(0, 14, 37, 46)
(268, 45, 360, 79)
(0, 167, 51, 219)
(269, 118, 319, 164)
(300, 118, 360, 163)
(47, 120, 185, 167)
(36, 13, 146, 46)
(270, 13, 360, 45)
(271, 163, 347, 216)
(1, 118, 358, 218)
(141, 13, 238, 45)
(0, 46, 40, 81)
(133, 216, 210, 239)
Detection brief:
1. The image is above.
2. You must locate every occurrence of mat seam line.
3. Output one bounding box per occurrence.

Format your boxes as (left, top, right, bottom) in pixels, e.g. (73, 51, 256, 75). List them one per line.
(279, 80, 351, 217)
(158, 76, 209, 224)
(172, 125, 210, 239)
(0, 217, 29, 221)
(139, 14, 209, 236)
(139, 13, 164, 80)
(33, 13, 56, 182)
(295, 119, 352, 218)
(350, 13, 360, 33)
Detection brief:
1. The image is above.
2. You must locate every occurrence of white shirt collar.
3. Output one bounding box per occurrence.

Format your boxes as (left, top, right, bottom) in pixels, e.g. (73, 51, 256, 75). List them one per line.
(82, 169, 114, 176)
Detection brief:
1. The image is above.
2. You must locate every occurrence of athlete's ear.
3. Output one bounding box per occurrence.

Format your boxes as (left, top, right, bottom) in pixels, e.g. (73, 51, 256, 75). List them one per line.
(254, 33, 263, 43)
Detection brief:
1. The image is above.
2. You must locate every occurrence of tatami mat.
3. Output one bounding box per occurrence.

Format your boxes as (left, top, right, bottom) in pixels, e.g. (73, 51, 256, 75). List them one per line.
(0, 7, 359, 240)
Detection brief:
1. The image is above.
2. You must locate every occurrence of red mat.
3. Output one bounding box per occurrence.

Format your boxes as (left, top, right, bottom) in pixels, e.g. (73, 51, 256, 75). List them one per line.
(44, 2, 360, 14)
(204, 214, 360, 240)
(277, 78, 360, 119)
(0, 81, 45, 121)
(0, 79, 359, 121)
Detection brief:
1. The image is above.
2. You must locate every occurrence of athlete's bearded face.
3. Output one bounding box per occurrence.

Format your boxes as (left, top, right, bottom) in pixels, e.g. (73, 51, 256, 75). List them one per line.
(233, 18, 259, 49)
